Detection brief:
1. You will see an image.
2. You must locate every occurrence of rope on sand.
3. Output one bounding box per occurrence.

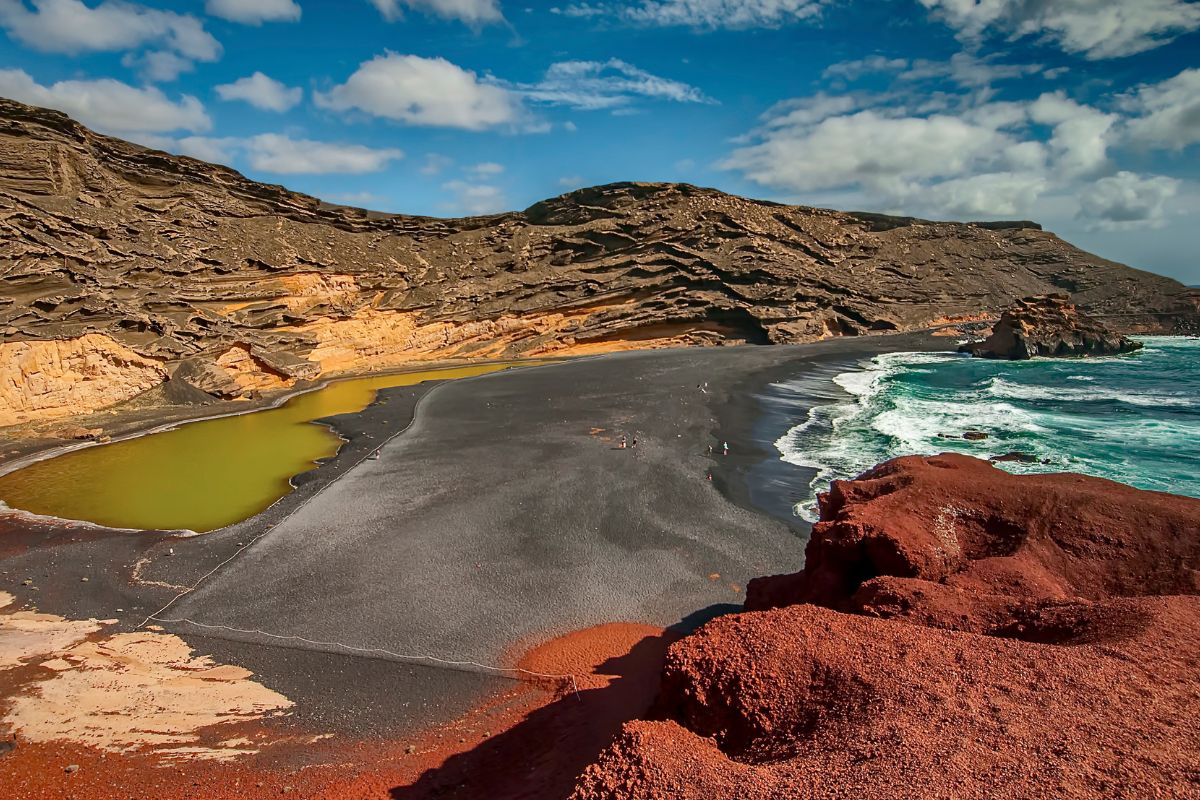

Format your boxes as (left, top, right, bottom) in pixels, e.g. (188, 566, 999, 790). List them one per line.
(134, 377, 583, 697)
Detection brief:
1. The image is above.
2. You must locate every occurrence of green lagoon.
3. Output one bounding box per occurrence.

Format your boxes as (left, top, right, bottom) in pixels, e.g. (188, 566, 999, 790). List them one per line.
(0, 364, 511, 533)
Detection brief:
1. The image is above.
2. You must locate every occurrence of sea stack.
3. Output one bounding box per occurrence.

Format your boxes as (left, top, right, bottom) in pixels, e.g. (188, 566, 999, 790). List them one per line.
(960, 293, 1143, 360)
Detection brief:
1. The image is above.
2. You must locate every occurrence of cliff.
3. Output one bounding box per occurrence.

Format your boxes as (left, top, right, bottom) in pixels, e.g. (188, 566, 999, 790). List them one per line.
(2, 98, 1197, 425)
(573, 455, 1200, 799)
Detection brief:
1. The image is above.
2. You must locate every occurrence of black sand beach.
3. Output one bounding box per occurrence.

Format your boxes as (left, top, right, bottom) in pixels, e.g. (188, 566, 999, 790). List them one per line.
(0, 332, 948, 741)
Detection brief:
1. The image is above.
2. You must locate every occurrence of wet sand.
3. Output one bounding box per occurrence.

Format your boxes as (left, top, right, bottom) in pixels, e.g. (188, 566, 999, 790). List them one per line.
(0, 333, 950, 796)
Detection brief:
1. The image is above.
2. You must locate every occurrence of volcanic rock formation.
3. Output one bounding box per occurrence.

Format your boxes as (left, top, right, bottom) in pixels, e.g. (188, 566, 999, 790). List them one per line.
(1, 98, 1198, 425)
(574, 455, 1200, 799)
(960, 293, 1144, 360)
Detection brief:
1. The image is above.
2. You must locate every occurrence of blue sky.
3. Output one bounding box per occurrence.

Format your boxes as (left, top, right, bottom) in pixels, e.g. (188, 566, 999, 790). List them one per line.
(0, 0, 1198, 283)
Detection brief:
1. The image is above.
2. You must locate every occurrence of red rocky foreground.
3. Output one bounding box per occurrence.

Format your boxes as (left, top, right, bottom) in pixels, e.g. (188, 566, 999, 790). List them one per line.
(572, 454, 1200, 799)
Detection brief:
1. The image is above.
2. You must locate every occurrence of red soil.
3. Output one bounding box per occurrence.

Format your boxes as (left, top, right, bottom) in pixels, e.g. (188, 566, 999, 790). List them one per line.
(572, 455, 1200, 799)
(0, 622, 674, 799)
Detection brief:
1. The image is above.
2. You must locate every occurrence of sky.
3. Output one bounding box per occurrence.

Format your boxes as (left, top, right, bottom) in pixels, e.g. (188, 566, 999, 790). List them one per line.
(0, 0, 1197, 284)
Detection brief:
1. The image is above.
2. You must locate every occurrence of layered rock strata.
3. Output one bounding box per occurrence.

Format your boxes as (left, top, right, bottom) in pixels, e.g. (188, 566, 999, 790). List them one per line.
(2, 98, 1197, 424)
(574, 455, 1200, 799)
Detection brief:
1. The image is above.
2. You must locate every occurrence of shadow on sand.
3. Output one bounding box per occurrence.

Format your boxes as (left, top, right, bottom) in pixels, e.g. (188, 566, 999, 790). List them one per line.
(390, 604, 739, 800)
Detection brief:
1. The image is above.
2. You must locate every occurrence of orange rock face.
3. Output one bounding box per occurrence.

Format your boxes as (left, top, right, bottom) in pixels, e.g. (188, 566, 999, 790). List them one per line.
(573, 455, 1200, 799)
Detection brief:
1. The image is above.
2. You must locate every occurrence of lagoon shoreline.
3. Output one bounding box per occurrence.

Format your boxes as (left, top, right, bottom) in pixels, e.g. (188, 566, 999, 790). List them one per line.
(1, 332, 956, 796)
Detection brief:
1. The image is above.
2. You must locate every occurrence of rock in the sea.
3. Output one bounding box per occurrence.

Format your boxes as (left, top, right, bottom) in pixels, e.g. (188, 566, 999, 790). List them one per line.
(573, 455, 1200, 799)
(960, 293, 1143, 360)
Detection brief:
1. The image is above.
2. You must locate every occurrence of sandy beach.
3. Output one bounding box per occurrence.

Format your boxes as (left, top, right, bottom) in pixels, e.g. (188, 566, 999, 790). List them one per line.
(0, 332, 948, 797)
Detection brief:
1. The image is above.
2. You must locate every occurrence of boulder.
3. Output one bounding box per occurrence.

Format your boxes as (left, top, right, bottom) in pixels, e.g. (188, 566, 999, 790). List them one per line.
(960, 293, 1143, 360)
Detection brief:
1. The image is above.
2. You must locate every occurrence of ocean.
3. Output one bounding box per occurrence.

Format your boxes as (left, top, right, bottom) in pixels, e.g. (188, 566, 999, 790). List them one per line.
(773, 336, 1200, 521)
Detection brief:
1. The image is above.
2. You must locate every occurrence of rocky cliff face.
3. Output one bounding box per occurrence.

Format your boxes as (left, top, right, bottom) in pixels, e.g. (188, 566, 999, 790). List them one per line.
(573, 455, 1200, 799)
(961, 293, 1144, 360)
(2, 98, 1197, 425)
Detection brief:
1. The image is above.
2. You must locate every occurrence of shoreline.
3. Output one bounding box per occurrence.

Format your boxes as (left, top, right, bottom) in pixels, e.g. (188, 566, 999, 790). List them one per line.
(0, 332, 961, 796)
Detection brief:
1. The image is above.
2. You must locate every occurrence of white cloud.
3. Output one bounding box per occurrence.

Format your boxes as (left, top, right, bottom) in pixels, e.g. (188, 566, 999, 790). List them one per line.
(206, 0, 301, 24)
(923, 171, 1049, 217)
(719, 84, 1154, 221)
(558, 174, 584, 187)
(243, 133, 403, 174)
(723, 106, 1019, 201)
(443, 180, 507, 214)
(216, 72, 303, 112)
(517, 58, 714, 110)
(174, 135, 237, 163)
(315, 53, 526, 131)
(824, 53, 1043, 90)
(1122, 68, 1200, 150)
(1029, 91, 1116, 177)
(624, 0, 825, 28)
(466, 161, 505, 177)
(0, 68, 210, 134)
(0, 0, 220, 60)
(822, 55, 908, 81)
(123, 49, 195, 82)
(1078, 171, 1180, 229)
(420, 153, 454, 175)
(327, 191, 388, 207)
(163, 133, 403, 174)
(367, 0, 503, 25)
(918, 0, 1200, 59)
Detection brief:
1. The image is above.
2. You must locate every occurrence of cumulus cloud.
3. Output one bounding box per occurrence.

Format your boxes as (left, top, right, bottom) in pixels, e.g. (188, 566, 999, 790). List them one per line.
(918, 0, 1200, 59)
(0, 68, 210, 135)
(1078, 171, 1180, 229)
(723, 106, 1021, 202)
(315, 53, 526, 131)
(1029, 91, 1117, 177)
(721, 82, 1159, 221)
(243, 134, 402, 174)
(367, 0, 503, 26)
(206, 0, 301, 25)
(1121, 68, 1200, 150)
(516, 58, 714, 110)
(0, 0, 220, 60)
(174, 135, 237, 163)
(123, 49, 195, 82)
(443, 180, 507, 214)
(216, 72, 303, 112)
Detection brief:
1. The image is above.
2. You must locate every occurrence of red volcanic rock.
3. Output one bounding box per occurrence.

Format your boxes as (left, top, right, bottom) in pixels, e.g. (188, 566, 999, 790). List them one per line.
(572, 455, 1200, 799)
(745, 453, 1200, 622)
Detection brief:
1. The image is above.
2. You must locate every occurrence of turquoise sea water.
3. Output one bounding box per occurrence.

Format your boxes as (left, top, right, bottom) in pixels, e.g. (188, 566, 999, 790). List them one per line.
(775, 336, 1200, 521)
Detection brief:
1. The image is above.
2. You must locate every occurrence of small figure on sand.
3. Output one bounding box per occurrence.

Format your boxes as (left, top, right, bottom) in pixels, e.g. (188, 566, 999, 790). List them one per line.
(619, 434, 627, 449)
(631, 436, 638, 449)
(368, 449, 381, 460)
(722, 441, 729, 456)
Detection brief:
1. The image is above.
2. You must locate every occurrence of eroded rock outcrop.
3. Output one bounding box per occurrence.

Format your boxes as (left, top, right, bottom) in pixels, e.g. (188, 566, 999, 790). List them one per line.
(573, 455, 1200, 799)
(0, 333, 168, 425)
(960, 293, 1143, 360)
(2, 98, 1198, 426)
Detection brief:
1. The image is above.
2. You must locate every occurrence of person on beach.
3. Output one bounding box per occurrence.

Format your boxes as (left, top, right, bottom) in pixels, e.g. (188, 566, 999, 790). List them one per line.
(722, 441, 729, 456)
(631, 437, 638, 449)
(619, 434, 627, 449)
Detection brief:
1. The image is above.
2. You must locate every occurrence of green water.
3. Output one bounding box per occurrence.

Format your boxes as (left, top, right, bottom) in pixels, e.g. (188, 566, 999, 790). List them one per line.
(0, 364, 511, 532)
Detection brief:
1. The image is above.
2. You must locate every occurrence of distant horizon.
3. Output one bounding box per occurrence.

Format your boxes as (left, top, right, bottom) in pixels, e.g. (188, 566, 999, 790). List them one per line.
(0, 1, 1197, 283)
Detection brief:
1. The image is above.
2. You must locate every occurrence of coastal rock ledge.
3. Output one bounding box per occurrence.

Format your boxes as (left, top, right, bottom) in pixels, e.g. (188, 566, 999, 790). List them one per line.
(572, 455, 1200, 799)
(960, 293, 1143, 360)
